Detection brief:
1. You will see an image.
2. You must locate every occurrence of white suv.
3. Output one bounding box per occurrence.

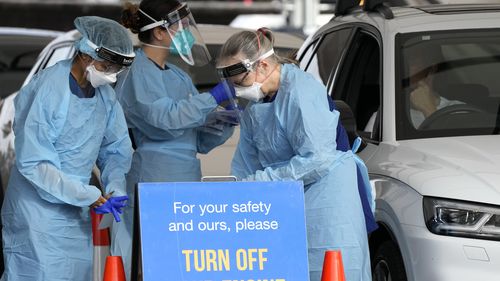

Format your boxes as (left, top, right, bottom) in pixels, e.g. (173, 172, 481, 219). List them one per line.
(298, 2, 500, 281)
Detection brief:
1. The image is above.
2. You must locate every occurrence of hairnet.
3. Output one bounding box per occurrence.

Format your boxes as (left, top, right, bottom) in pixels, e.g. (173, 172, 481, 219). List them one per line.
(74, 16, 134, 61)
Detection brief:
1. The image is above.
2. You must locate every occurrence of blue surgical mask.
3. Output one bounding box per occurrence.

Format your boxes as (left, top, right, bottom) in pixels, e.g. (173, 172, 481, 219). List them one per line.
(170, 29, 195, 56)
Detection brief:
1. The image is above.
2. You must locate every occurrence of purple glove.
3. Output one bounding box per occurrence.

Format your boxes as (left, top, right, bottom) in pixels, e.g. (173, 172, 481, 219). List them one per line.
(109, 196, 128, 209)
(94, 195, 129, 222)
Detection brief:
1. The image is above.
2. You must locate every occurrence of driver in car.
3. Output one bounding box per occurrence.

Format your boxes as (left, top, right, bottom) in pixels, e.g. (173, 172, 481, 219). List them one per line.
(407, 48, 462, 128)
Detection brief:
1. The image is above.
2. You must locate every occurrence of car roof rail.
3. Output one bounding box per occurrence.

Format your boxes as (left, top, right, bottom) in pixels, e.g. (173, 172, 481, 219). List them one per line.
(334, 0, 394, 19)
(364, 0, 394, 19)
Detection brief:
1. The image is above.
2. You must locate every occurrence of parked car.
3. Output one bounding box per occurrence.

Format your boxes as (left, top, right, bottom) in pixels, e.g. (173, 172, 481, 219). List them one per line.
(0, 27, 61, 99)
(297, 2, 500, 281)
(0, 26, 61, 276)
(0, 27, 61, 200)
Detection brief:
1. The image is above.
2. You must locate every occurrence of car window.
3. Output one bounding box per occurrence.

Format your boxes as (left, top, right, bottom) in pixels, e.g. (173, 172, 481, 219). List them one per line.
(335, 30, 381, 141)
(43, 44, 74, 70)
(301, 28, 353, 89)
(0, 34, 55, 98)
(395, 30, 500, 140)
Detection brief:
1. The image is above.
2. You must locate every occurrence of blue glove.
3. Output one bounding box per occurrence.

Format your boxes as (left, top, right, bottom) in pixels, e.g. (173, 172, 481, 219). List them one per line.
(209, 81, 236, 104)
(94, 196, 129, 222)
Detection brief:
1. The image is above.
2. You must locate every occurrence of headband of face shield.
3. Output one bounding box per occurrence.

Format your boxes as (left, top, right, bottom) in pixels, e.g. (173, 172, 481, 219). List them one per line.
(138, 3, 211, 66)
(83, 39, 135, 71)
(217, 48, 275, 79)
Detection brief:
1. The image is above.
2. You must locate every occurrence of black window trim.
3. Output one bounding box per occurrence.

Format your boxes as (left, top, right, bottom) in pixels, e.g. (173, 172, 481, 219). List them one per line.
(332, 23, 384, 144)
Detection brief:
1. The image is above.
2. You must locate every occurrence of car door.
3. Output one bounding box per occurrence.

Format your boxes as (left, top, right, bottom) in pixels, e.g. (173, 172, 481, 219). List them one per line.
(333, 26, 382, 146)
(299, 24, 382, 150)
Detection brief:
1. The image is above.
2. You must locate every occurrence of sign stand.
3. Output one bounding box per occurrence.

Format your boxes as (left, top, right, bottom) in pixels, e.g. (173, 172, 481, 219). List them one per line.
(131, 186, 141, 281)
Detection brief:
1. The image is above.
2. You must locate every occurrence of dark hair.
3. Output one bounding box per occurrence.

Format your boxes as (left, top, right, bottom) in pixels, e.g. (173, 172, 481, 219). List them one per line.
(218, 27, 297, 67)
(121, 0, 180, 43)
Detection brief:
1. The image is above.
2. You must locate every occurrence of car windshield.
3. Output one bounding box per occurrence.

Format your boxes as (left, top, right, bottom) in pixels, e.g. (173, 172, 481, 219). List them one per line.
(396, 29, 500, 140)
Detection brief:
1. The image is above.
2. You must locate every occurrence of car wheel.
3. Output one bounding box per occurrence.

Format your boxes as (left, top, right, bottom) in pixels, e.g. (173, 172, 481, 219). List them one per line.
(372, 240, 407, 281)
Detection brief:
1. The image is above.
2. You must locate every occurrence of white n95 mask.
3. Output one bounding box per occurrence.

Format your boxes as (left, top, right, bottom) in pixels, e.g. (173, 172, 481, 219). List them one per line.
(235, 82, 265, 102)
(86, 65, 117, 88)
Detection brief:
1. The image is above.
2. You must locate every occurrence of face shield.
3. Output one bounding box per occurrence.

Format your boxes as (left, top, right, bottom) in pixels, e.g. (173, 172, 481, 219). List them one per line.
(213, 49, 274, 110)
(83, 39, 135, 72)
(139, 3, 211, 66)
(201, 78, 242, 136)
(81, 39, 135, 88)
(216, 49, 274, 83)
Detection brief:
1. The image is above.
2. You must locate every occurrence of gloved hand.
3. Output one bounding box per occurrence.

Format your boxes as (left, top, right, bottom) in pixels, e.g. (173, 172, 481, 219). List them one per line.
(94, 195, 129, 222)
(109, 196, 128, 211)
(209, 81, 236, 105)
(213, 109, 240, 126)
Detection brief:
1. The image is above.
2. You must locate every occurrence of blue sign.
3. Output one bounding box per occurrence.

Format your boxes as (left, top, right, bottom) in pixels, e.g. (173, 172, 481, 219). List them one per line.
(138, 181, 309, 281)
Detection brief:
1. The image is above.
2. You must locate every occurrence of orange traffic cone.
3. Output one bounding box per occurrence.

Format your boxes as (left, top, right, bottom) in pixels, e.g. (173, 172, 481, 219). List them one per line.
(103, 256, 126, 281)
(91, 211, 111, 281)
(321, 250, 346, 281)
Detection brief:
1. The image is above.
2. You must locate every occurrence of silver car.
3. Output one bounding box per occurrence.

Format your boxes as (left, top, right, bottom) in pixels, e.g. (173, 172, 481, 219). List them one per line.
(298, 2, 500, 281)
(0, 27, 61, 99)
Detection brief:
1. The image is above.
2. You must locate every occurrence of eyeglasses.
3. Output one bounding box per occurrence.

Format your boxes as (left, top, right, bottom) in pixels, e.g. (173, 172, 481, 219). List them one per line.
(95, 61, 125, 74)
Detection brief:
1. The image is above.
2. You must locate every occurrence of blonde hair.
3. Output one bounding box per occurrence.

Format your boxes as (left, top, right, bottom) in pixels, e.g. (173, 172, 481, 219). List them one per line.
(218, 27, 297, 67)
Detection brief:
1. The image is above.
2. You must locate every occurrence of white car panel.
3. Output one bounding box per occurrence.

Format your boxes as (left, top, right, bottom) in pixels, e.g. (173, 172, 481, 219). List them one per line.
(403, 224, 500, 281)
(368, 136, 500, 205)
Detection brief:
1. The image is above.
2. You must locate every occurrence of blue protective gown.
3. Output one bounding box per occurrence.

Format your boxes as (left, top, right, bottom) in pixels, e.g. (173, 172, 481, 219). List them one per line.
(1, 59, 132, 281)
(113, 49, 233, 279)
(327, 98, 377, 233)
(231, 64, 371, 281)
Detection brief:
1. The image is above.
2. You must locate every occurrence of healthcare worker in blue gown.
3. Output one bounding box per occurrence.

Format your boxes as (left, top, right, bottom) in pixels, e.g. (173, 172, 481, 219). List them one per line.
(217, 28, 372, 281)
(115, 0, 235, 278)
(0, 16, 135, 281)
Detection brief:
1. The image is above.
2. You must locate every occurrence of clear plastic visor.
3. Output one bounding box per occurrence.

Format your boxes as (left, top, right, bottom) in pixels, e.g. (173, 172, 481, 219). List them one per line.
(139, 4, 211, 66)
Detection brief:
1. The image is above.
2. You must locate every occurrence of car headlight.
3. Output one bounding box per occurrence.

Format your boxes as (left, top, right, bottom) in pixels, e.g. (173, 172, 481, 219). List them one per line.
(423, 197, 500, 241)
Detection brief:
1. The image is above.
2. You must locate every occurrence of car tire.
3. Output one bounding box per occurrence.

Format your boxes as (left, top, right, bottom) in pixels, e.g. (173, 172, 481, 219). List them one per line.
(372, 240, 407, 281)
